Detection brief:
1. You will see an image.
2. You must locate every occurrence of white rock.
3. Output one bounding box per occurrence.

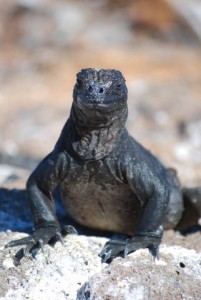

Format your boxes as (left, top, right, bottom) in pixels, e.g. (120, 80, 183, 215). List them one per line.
(1, 233, 201, 300)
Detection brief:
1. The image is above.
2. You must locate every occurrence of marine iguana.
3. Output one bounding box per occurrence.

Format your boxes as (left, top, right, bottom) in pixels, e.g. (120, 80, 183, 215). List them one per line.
(6, 68, 201, 262)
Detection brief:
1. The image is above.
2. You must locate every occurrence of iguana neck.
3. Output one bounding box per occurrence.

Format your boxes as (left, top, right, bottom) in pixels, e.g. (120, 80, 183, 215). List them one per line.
(69, 103, 128, 160)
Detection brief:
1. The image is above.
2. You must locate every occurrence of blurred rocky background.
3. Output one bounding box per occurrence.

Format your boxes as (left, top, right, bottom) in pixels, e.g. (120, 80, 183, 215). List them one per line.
(0, 0, 201, 299)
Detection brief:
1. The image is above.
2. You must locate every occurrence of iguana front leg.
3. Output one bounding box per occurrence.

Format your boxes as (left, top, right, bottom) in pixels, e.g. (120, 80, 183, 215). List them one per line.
(5, 151, 68, 253)
(100, 160, 169, 263)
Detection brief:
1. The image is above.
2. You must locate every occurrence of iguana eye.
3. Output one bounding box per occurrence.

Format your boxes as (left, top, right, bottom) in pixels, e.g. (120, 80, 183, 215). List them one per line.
(116, 83, 122, 90)
(76, 78, 83, 87)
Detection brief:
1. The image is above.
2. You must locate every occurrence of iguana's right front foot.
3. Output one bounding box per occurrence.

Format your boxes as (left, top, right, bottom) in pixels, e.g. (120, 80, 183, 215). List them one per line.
(5, 226, 63, 255)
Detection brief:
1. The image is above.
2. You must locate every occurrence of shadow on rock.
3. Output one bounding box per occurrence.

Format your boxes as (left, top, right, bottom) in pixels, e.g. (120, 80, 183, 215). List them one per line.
(0, 188, 68, 234)
(0, 188, 32, 233)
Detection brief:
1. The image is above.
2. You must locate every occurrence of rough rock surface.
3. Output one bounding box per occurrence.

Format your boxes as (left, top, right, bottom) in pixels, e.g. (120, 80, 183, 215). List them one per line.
(0, 232, 201, 300)
(77, 245, 201, 300)
(0, 232, 106, 300)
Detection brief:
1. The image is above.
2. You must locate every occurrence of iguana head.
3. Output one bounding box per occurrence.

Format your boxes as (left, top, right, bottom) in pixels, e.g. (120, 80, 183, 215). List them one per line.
(73, 68, 128, 111)
(70, 69, 128, 159)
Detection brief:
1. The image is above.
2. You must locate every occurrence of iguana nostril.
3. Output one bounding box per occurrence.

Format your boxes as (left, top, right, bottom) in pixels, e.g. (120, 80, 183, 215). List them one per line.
(88, 86, 93, 93)
(99, 87, 104, 94)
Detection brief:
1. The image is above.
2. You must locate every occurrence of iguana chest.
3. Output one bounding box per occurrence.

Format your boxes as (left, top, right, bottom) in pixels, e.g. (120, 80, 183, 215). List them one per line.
(60, 160, 142, 235)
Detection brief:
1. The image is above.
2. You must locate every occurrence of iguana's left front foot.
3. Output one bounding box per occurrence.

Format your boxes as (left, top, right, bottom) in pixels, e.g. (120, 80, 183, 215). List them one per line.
(99, 235, 161, 263)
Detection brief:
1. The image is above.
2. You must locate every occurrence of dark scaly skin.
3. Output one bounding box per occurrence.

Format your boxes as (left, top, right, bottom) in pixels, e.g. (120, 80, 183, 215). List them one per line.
(6, 69, 201, 262)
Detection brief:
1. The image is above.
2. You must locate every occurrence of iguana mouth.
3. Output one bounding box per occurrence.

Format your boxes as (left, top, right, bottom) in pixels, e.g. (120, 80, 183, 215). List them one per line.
(74, 95, 127, 112)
